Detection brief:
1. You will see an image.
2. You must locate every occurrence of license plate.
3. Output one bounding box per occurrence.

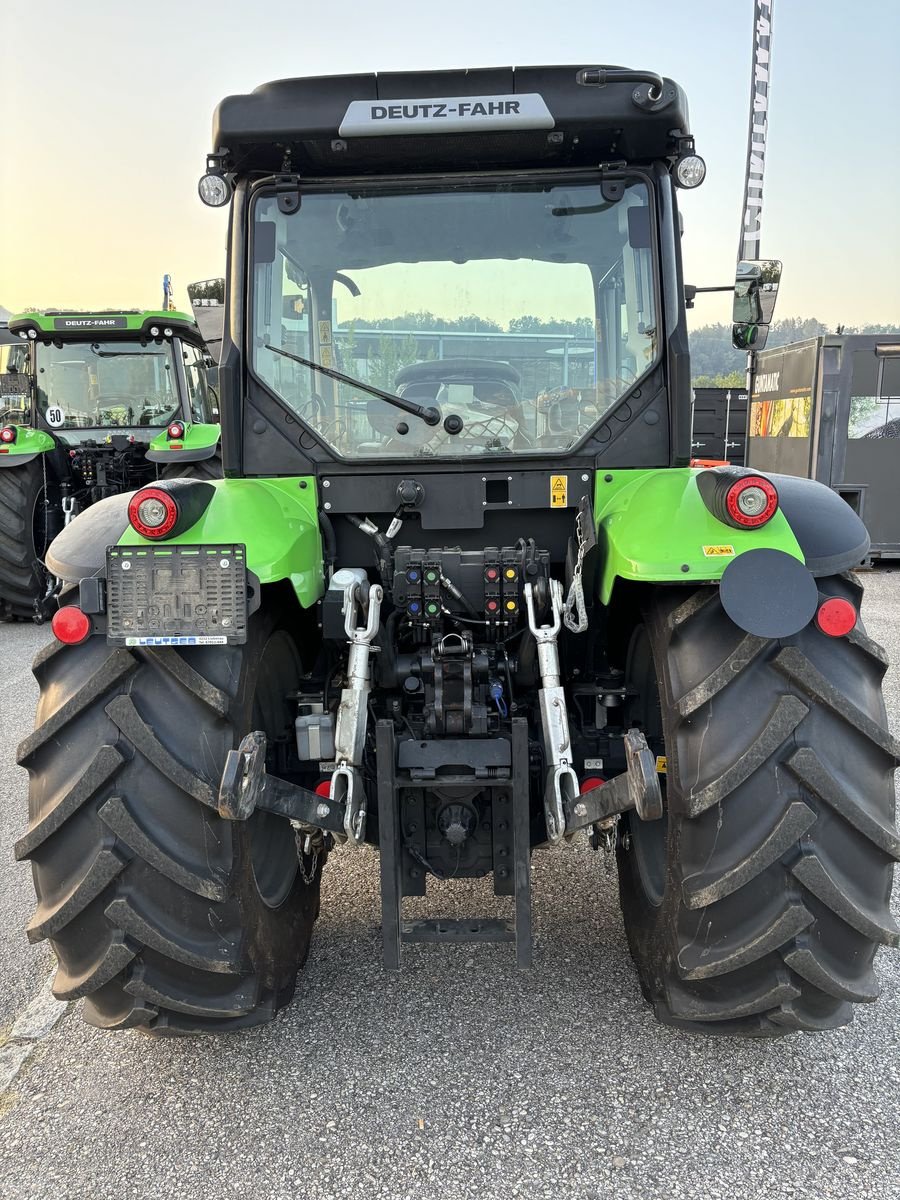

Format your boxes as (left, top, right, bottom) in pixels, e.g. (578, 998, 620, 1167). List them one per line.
(106, 544, 248, 646)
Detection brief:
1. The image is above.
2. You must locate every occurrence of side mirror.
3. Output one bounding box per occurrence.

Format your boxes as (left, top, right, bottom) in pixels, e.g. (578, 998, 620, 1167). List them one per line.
(732, 259, 781, 350)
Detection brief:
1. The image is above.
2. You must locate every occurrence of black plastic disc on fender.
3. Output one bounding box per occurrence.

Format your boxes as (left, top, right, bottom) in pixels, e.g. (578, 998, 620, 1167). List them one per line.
(719, 548, 818, 638)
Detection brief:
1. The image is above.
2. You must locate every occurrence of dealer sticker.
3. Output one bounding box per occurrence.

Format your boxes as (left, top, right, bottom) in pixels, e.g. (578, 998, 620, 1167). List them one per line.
(339, 93, 554, 137)
(702, 544, 735, 557)
(550, 475, 568, 508)
(125, 635, 229, 647)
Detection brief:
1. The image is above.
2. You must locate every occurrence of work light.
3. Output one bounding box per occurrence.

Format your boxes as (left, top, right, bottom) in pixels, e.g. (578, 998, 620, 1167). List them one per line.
(198, 174, 231, 207)
(675, 154, 706, 188)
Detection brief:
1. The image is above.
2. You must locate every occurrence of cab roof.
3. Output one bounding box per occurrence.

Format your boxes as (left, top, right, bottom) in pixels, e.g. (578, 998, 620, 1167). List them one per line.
(8, 310, 203, 345)
(211, 64, 691, 179)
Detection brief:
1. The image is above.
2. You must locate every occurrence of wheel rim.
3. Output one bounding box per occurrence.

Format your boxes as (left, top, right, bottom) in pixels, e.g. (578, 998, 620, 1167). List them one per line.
(248, 631, 302, 908)
(624, 626, 668, 908)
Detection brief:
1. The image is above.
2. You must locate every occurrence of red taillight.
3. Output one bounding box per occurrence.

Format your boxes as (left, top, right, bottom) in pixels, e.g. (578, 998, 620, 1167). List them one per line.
(51, 606, 92, 645)
(725, 475, 779, 528)
(167, 421, 185, 440)
(127, 486, 179, 538)
(815, 597, 857, 637)
(580, 777, 605, 794)
(0, 426, 16, 444)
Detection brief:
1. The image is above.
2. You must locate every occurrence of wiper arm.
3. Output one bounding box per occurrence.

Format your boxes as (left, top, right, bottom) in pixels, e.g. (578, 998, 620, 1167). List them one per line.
(265, 343, 440, 426)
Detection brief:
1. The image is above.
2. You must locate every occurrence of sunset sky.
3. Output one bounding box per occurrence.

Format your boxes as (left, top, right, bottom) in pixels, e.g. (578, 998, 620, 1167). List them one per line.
(2, 0, 898, 330)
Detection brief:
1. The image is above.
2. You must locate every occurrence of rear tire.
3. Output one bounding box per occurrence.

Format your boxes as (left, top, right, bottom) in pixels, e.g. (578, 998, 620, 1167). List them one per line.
(160, 450, 222, 482)
(617, 574, 900, 1036)
(16, 606, 323, 1033)
(0, 460, 50, 620)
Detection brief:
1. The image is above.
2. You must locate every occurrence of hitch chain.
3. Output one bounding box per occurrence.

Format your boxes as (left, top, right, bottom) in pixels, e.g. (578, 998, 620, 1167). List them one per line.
(525, 579, 579, 845)
(563, 504, 589, 634)
(293, 829, 322, 885)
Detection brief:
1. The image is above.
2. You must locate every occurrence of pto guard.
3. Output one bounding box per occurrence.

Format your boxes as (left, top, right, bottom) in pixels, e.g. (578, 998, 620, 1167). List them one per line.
(0, 426, 55, 467)
(45, 477, 325, 610)
(146, 421, 220, 464)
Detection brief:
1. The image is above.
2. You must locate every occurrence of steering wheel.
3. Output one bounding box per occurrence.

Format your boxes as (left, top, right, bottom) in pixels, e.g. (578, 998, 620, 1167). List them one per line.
(465, 413, 521, 445)
(90, 394, 140, 426)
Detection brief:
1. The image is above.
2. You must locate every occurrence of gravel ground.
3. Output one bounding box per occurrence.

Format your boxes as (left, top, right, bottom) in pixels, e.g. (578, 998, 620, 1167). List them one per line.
(1, 569, 898, 1200)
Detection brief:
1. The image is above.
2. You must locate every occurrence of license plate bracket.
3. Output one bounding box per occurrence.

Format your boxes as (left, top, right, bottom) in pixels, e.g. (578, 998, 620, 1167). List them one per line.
(106, 544, 248, 646)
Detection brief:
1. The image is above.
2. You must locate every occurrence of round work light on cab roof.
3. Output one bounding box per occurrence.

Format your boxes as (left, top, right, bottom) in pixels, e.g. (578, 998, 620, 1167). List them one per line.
(198, 173, 231, 207)
(675, 154, 706, 188)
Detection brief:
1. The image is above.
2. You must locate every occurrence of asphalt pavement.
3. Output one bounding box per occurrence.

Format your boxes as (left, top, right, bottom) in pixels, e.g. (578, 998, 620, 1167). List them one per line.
(1, 570, 899, 1200)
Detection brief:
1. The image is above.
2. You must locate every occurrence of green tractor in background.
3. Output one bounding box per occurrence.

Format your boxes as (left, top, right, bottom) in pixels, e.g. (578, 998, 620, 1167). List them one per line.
(16, 66, 898, 1038)
(0, 309, 220, 619)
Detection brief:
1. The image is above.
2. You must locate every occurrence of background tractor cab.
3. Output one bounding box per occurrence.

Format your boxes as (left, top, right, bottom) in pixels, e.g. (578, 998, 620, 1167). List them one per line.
(0, 309, 220, 619)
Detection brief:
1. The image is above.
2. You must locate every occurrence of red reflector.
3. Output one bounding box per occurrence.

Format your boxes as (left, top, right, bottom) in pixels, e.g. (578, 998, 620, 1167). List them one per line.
(725, 475, 779, 527)
(0, 447, 8, 454)
(127, 486, 178, 538)
(815, 597, 857, 637)
(51, 606, 92, 646)
(314, 780, 332, 798)
(580, 776, 605, 794)
(168, 442, 183, 450)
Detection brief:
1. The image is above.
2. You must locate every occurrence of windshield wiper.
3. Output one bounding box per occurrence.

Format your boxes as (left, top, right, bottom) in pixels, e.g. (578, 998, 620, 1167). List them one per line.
(265, 343, 440, 427)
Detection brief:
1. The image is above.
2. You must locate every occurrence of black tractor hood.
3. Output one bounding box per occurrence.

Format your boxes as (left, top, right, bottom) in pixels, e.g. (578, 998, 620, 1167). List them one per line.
(212, 65, 691, 178)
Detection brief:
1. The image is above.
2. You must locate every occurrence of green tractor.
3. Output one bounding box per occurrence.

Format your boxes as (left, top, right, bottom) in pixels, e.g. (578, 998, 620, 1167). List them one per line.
(0, 309, 220, 620)
(17, 66, 898, 1036)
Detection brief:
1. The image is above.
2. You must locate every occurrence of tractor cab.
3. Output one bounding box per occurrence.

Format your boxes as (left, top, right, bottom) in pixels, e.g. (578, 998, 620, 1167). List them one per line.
(0, 310, 221, 619)
(199, 67, 701, 474)
(6, 309, 215, 444)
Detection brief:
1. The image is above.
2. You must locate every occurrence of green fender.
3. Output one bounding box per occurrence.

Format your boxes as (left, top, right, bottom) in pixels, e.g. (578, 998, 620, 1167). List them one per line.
(146, 421, 221, 463)
(118, 477, 324, 608)
(0, 425, 55, 467)
(593, 468, 804, 604)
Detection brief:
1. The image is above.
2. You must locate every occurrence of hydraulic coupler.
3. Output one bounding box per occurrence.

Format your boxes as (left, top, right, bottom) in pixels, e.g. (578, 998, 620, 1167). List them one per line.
(525, 579, 579, 845)
(329, 570, 383, 844)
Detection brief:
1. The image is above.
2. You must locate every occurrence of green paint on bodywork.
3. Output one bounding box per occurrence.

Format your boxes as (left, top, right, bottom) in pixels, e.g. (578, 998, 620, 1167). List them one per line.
(594, 469, 804, 603)
(0, 426, 55, 457)
(146, 422, 220, 460)
(117, 477, 324, 608)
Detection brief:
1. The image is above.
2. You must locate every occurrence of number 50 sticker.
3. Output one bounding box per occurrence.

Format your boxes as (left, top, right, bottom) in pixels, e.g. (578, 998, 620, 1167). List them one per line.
(45, 407, 65, 428)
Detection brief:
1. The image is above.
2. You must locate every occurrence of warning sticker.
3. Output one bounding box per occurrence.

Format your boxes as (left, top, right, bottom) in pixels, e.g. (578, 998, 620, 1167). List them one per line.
(320, 346, 334, 368)
(702, 544, 735, 558)
(318, 321, 332, 346)
(550, 475, 568, 508)
(656, 755, 667, 774)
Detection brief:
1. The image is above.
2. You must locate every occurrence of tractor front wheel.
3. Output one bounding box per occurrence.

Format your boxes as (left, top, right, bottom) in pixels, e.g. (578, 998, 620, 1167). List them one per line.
(617, 574, 900, 1036)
